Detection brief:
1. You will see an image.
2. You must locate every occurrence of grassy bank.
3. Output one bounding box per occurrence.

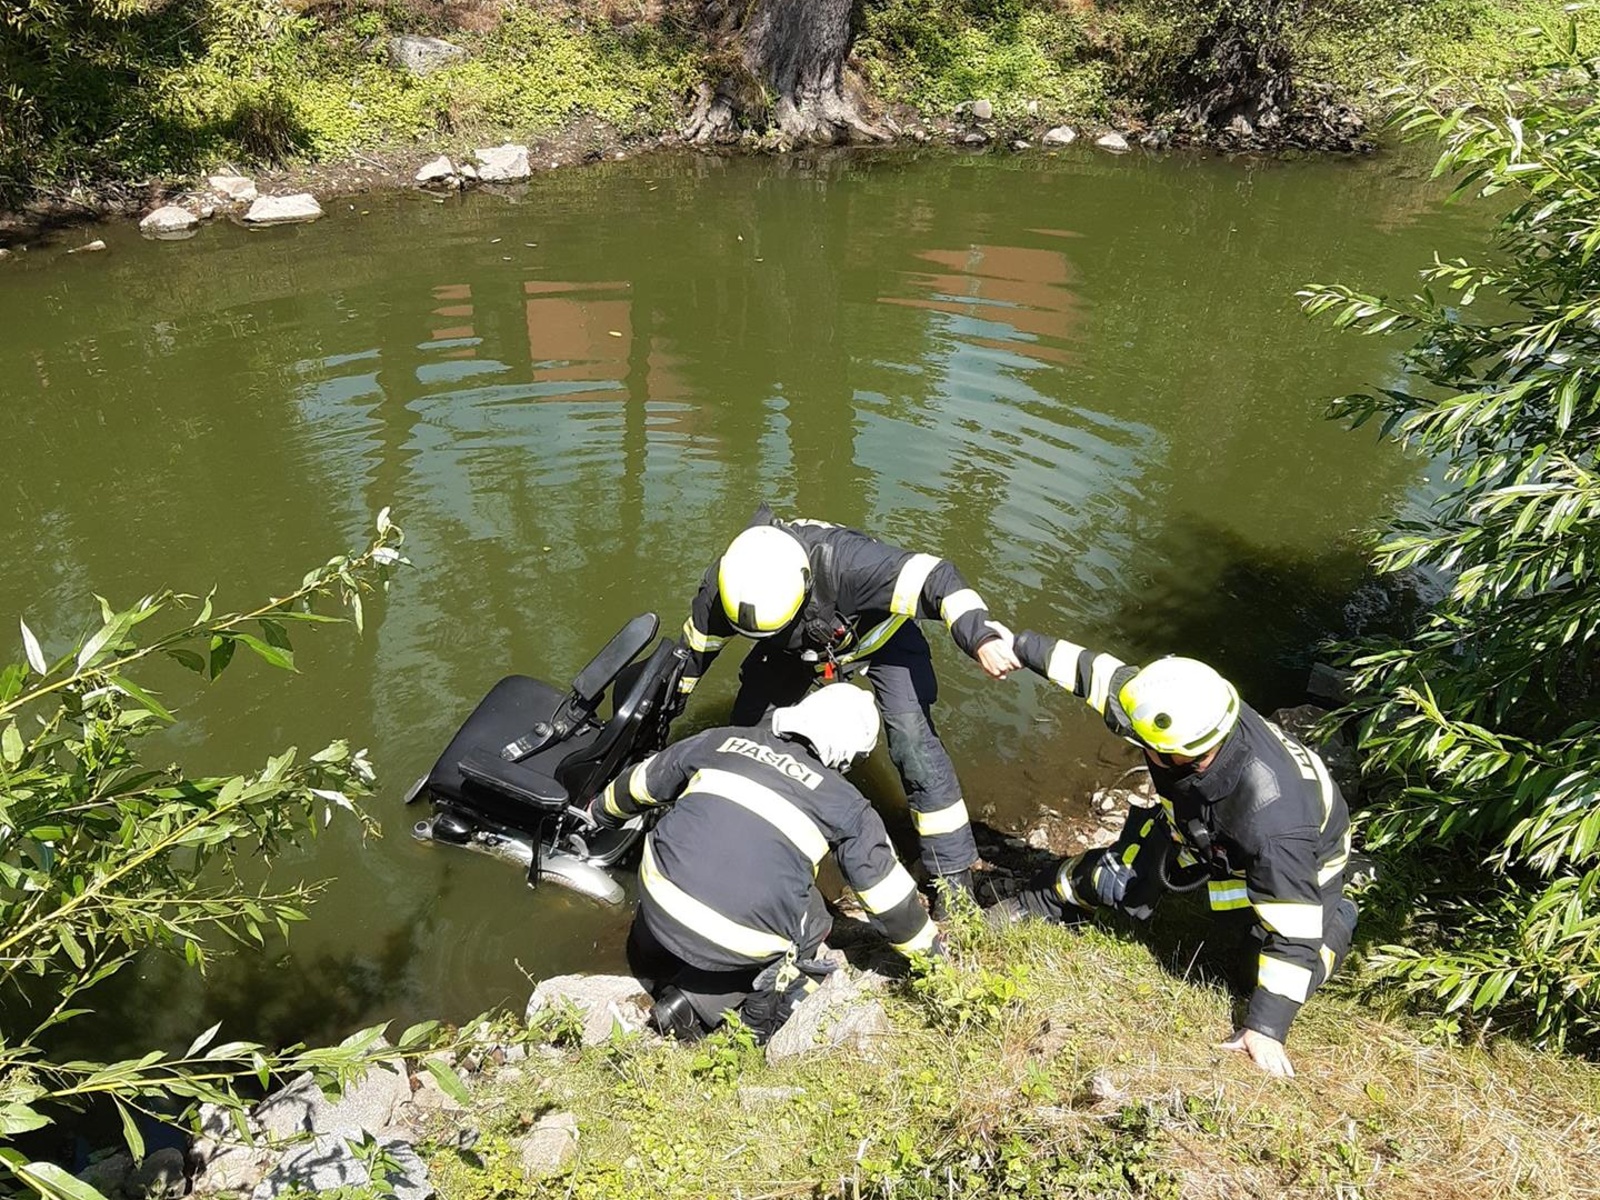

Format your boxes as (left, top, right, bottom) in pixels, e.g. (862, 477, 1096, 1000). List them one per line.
(424, 915, 1600, 1200)
(2, 0, 1595, 207)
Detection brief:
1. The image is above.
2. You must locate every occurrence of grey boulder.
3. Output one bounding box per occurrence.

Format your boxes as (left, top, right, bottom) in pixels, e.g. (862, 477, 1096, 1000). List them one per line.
(1095, 131, 1131, 153)
(387, 35, 466, 76)
(526, 973, 651, 1046)
(414, 154, 457, 186)
(140, 205, 199, 238)
(971, 98, 994, 121)
(249, 1135, 428, 1200)
(243, 194, 323, 225)
(511, 1112, 578, 1179)
(1042, 125, 1078, 146)
(766, 969, 893, 1063)
(208, 174, 258, 203)
(130, 1147, 188, 1200)
(474, 143, 531, 183)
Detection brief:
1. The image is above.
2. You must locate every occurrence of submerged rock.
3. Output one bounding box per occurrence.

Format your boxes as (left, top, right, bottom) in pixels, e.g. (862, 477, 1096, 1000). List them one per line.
(474, 143, 531, 183)
(75, 1152, 134, 1197)
(243, 194, 323, 225)
(1095, 132, 1131, 153)
(130, 1147, 187, 1200)
(140, 205, 199, 238)
(0, 247, 12, 261)
(387, 34, 466, 76)
(525, 973, 651, 1046)
(208, 174, 258, 203)
(68, 239, 107, 254)
(511, 1113, 578, 1179)
(1042, 125, 1078, 146)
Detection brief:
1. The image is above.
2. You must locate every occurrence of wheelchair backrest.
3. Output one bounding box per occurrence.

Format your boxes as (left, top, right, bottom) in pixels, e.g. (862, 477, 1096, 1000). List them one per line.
(555, 637, 685, 803)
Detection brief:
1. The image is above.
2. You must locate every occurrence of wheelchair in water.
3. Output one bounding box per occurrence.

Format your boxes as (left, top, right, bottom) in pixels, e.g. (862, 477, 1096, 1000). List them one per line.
(405, 613, 687, 905)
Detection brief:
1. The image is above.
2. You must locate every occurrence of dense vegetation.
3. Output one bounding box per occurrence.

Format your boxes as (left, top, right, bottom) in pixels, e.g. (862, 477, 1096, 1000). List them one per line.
(0, 0, 1594, 205)
(0, 513, 479, 1194)
(1305, 15, 1600, 1045)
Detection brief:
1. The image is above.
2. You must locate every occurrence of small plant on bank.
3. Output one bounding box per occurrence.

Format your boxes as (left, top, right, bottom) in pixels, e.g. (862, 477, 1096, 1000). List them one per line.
(1303, 11, 1600, 1046)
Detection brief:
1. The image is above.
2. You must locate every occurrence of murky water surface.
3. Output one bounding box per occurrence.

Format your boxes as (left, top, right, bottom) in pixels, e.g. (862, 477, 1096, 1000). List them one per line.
(0, 148, 1480, 1048)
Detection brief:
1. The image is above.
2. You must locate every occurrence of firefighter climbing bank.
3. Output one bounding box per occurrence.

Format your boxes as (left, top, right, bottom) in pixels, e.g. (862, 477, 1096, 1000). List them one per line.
(674, 508, 1021, 910)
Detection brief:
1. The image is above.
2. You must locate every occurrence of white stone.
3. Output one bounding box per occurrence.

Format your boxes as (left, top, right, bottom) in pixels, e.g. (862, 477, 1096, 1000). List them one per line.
(140, 205, 199, 236)
(414, 154, 456, 185)
(208, 174, 258, 202)
(1026, 99, 1040, 116)
(0, 247, 13, 261)
(243, 194, 323, 225)
(526, 974, 651, 1046)
(971, 98, 994, 121)
(459, 162, 479, 181)
(1095, 131, 1131, 153)
(474, 143, 531, 183)
(67, 239, 106, 254)
(387, 34, 466, 76)
(1042, 125, 1078, 146)
(512, 1113, 578, 1179)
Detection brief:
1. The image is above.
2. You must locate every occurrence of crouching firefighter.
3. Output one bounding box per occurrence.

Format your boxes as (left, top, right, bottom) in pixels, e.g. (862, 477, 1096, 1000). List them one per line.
(991, 634, 1357, 1078)
(674, 506, 1021, 914)
(589, 684, 940, 1042)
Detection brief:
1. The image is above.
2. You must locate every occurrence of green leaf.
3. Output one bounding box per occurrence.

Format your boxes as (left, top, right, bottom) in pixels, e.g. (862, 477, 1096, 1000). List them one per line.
(208, 636, 236, 679)
(422, 1058, 471, 1106)
(2, 723, 22, 766)
(15, 1160, 112, 1200)
(0, 664, 25, 704)
(19, 619, 46, 675)
(232, 634, 294, 672)
(0, 1104, 51, 1137)
(185, 1020, 223, 1058)
(112, 678, 175, 724)
(76, 613, 131, 671)
(397, 1020, 438, 1049)
(166, 648, 207, 674)
(112, 1099, 144, 1163)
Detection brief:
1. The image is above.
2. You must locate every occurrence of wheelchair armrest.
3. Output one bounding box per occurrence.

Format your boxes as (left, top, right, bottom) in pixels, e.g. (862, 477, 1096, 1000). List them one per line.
(458, 747, 568, 811)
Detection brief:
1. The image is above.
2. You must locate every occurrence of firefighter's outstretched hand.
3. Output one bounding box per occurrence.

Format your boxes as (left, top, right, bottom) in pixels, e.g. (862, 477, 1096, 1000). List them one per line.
(976, 624, 1022, 679)
(1219, 1028, 1295, 1077)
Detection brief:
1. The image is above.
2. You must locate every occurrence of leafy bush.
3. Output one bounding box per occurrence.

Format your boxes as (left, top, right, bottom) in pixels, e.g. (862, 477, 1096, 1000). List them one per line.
(1303, 14, 1600, 1045)
(0, 511, 483, 1194)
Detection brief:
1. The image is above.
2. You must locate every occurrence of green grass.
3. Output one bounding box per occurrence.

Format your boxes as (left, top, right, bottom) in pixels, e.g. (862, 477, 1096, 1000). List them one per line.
(422, 915, 1600, 1200)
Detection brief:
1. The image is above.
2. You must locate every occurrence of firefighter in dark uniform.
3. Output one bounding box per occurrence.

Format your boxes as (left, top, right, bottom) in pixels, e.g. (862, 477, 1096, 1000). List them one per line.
(589, 684, 939, 1041)
(990, 633, 1357, 1078)
(675, 508, 1021, 911)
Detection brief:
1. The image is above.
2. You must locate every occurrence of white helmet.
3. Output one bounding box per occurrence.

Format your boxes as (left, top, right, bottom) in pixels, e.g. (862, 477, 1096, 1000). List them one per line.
(1117, 656, 1240, 757)
(718, 525, 812, 637)
(771, 684, 880, 770)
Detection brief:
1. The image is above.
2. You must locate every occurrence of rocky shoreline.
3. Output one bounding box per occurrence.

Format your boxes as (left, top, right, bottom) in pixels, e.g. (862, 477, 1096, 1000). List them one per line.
(0, 82, 1370, 253)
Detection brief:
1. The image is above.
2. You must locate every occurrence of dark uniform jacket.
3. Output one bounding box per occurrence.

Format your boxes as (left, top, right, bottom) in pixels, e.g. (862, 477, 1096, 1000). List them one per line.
(677, 512, 1000, 697)
(594, 723, 937, 972)
(1015, 631, 1352, 1042)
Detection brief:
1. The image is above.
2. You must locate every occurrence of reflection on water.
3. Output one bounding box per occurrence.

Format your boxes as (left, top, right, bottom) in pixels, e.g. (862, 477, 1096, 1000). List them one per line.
(0, 148, 1482, 1051)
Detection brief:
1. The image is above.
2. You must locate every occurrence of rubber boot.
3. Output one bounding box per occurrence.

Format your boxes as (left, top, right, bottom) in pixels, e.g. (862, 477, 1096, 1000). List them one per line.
(649, 986, 706, 1043)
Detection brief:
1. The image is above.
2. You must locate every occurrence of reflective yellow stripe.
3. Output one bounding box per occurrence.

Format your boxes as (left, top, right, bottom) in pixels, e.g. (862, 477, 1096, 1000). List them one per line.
(1120, 840, 1141, 866)
(602, 779, 627, 819)
(1319, 944, 1337, 977)
(1044, 639, 1088, 691)
(893, 917, 938, 954)
(1209, 880, 1251, 911)
(912, 797, 970, 837)
(686, 768, 828, 864)
(1318, 828, 1353, 886)
(678, 674, 700, 694)
(1055, 855, 1092, 909)
(938, 588, 984, 625)
(681, 618, 726, 654)
(836, 615, 906, 666)
(1086, 653, 1122, 714)
(857, 862, 917, 914)
(1253, 899, 1324, 940)
(628, 758, 660, 806)
(1257, 954, 1313, 1002)
(891, 554, 942, 616)
(640, 838, 792, 960)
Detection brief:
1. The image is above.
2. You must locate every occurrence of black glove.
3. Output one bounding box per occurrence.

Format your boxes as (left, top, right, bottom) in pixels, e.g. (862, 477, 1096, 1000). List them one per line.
(586, 795, 619, 831)
(1090, 850, 1135, 907)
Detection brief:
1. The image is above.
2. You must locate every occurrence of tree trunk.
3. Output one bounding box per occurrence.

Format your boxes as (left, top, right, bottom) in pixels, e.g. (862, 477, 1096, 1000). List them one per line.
(684, 0, 886, 146)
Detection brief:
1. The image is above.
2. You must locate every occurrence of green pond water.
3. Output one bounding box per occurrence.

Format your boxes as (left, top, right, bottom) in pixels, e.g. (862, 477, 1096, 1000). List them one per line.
(0, 147, 1481, 1051)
